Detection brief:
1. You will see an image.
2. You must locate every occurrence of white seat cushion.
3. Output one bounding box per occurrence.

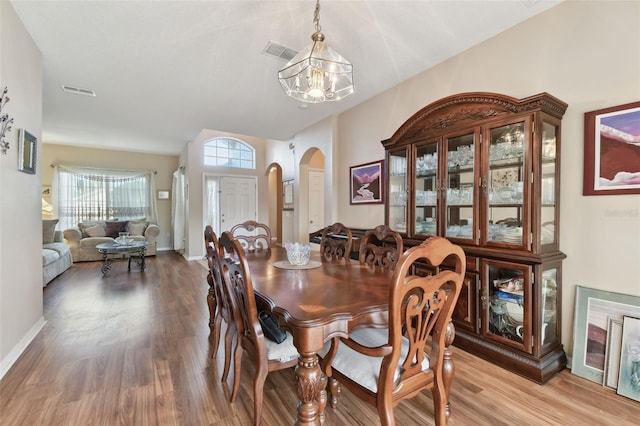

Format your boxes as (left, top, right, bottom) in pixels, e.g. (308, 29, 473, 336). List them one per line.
(328, 328, 430, 393)
(265, 331, 299, 363)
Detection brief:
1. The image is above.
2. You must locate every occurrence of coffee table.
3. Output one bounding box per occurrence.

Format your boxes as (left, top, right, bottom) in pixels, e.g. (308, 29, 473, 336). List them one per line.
(96, 241, 148, 275)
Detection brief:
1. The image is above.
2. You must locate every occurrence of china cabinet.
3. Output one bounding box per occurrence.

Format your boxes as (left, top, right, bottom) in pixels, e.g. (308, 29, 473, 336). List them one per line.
(382, 92, 567, 383)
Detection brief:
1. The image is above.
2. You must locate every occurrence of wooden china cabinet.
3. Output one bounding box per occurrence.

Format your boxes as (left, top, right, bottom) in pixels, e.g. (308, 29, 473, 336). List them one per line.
(382, 92, 568, 383)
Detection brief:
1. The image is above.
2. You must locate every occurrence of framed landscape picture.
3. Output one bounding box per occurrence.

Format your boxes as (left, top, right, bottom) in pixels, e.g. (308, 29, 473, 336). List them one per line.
(350, 160, 384, 204)
(583, 101, 640, 195)
(571, 286, 640, 384)
(617, 316, 640, 402)
(18, 129, 36, 174)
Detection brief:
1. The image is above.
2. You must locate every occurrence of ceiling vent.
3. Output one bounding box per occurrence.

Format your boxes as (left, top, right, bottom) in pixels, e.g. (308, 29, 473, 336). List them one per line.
(61, 85, 96, 97)
(263, 42, 298, 61)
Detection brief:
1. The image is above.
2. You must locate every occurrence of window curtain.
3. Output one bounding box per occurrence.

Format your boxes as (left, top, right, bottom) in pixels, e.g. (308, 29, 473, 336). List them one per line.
(171, 167, 186, 251)
(54, 165, 158, 230)
(204, 175, 219, 235)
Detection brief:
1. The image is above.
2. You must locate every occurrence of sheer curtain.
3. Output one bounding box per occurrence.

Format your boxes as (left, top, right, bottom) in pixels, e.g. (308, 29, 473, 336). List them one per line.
(204, 175, 219, 235)
(55, 165, 158, 230)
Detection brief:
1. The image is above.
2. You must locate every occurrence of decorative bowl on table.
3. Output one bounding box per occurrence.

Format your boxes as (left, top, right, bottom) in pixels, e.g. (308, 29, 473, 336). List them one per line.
(284, 242, 311, 266)
(117, 232, 133, 245)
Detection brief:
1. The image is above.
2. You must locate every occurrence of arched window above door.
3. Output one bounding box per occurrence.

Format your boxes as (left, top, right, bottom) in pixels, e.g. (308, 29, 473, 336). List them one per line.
(204, 137, 255, 169)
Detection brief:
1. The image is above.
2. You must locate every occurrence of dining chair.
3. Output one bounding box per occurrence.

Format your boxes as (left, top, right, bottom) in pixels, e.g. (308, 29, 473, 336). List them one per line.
(230, 220, 272, 251)
(204, 226, 236, 383)
(319, 222, 353, 261)
(320, 236, 465, 426)
(218, 231, 299, 425)
(359, 224, 404, 270)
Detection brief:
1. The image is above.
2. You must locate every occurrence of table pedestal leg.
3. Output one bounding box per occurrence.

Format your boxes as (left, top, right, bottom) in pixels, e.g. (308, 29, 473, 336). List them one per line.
(101, 253, 111, 275)
(295, 353, 325, 426)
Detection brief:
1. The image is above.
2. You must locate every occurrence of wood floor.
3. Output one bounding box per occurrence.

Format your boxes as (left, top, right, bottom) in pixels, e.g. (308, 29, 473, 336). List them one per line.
(1, 252, 637, 425)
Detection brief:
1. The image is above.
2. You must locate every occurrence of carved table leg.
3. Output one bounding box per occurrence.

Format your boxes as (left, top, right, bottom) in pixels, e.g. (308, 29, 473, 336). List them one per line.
(139, 247, 146, 271)
(442, 320, 456, 420)
(328, 377, 341, 409)
(295, 353, 324, 426)
(101, 252, 111, 275)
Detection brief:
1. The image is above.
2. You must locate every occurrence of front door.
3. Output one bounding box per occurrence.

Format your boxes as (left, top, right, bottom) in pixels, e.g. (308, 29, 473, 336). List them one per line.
(219, 176, 257, 233)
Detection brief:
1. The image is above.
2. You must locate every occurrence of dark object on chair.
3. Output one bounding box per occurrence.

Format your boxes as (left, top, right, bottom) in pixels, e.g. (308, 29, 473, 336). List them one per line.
(359, 224, 404, 270)
(320, 222, 353, 261)
(258, 311, 286, 344)
(219, 231, 299, 425)
(230, 220, 272, 251)
(321, 236, 465, 426)
(204, 226, 236, 383)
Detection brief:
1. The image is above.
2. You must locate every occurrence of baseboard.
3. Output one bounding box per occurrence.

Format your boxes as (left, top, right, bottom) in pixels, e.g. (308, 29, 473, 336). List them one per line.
(0, 317, 46, 380)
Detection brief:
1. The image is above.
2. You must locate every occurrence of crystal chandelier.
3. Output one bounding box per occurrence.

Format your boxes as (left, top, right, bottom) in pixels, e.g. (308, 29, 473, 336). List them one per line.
(278, 0, 354, 103)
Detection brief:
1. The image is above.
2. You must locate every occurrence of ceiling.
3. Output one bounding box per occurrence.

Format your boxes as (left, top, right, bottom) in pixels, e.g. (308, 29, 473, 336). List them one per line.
(10, 0, 561, 156)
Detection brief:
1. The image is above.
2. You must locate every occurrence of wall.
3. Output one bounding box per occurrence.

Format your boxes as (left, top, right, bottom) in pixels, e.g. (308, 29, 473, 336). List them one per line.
(331, 1, 640, 357)
(41, 144, 178, 250)
(0, 2, 43, 377)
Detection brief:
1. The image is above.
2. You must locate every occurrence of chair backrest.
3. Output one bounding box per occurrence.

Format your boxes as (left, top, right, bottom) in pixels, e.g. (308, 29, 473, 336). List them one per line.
(383, 236, 465, 399)
(359, 225, 404, 270)
(320, 222, 353, 261)
(204, 226, 233, 323)
(230, 220, 272, 252)
(218, 231, 264, 352)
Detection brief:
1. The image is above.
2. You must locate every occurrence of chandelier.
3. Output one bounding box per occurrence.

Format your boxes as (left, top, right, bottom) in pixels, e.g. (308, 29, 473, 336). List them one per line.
(278, 0, 354, 103)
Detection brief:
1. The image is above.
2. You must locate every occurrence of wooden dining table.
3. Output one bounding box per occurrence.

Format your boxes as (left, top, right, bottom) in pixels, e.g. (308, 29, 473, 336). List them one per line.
(244, 247, 395, 426)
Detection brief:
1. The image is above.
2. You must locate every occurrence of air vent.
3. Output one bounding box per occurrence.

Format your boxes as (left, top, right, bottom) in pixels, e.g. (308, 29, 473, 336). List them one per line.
(61, 85, 96, 97)
(263, 42, 298, 61)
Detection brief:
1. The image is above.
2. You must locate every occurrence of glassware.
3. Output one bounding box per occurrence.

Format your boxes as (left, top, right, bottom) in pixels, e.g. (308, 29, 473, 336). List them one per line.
(284, 242, 312, 265)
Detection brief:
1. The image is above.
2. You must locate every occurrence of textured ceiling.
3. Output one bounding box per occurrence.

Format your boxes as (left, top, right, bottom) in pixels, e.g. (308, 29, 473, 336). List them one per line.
(10, 0, 561, 155)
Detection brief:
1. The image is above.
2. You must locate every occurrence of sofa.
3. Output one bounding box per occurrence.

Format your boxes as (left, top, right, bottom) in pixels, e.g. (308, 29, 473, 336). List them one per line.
(63, 219, 159, 262)
(43, 226, 72, 287)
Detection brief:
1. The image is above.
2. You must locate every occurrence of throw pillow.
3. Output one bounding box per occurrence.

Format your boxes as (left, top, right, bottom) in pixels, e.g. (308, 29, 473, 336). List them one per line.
(104, 220, 129, 238)
(127, 221, 148, 237)
(84, 224, 106, 237)
(43, 219, 59, 244)
(78, 221, 100, 238)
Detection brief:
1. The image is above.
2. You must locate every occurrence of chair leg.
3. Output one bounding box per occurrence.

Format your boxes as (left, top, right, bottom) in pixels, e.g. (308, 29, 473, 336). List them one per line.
(253, 363, 269, 426)
(222, 322, 235, 382)
(377, 400, 396, 426)
(328, 377, 341, 408)
(230, 343, 244, 403)
(212, 313, 222, 357)
(431, 384, 448, 426)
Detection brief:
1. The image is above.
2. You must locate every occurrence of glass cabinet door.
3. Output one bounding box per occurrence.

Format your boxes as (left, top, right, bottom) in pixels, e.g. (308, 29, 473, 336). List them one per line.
(414, 141, 438, 237)
(388, 149, 408, 234)
(445, 132, 476, 242)
(482, 259, 532, 353)
(540, 120, 559, 249)
(486, 120, 529, 248)
(540, 266, 559, 349)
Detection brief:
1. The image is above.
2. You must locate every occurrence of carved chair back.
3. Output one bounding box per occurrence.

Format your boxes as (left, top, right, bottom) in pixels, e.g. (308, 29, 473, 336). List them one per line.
(230, 220, 272, 252)
(359, 225, 404, 270)
(320, 222, 353, 261)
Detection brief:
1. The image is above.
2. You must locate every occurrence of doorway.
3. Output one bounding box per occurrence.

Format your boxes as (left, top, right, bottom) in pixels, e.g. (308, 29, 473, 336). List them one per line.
(204, 175, 257, 236)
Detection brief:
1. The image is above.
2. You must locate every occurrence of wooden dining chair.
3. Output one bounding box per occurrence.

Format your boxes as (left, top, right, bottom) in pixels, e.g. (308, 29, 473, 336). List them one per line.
(204, 226, 236, 383)
(359, 224, 404, 270)
(321, 236, 465, 426)
(319, 222, 353, 261)
(218, 231, 299, 426)
(230, 220, 272, 251)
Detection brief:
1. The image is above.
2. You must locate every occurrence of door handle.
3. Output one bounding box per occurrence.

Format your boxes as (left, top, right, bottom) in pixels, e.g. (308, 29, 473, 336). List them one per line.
(310, 220, 314, 224)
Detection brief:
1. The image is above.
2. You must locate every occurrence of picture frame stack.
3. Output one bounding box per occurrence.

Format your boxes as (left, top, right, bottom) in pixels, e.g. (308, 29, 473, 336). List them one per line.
(571, 286, 640, 402)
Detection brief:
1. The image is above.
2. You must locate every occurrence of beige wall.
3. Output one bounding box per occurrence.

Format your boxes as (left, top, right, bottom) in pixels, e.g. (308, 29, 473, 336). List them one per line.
(41, 144, 178, 250)
(0, 1, 44, 377)
(330, 0, 640, 358)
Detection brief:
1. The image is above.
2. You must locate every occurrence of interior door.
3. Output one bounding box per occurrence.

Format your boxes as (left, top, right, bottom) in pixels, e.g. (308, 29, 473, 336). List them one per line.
(219, 176, 257, 233)
(308, 169, 324, 233)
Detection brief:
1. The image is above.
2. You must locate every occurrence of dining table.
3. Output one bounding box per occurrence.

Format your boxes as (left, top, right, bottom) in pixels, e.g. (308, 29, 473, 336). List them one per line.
(244, 246, 395, 426)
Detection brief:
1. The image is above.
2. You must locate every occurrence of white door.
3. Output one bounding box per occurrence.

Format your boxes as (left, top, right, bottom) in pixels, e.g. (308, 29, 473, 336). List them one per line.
(308, 169, 325, 233)
(219, 176, 257, 233)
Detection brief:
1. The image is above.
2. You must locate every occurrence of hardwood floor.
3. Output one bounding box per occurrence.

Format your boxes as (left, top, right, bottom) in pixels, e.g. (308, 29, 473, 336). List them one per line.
(0, 252, 637, 425)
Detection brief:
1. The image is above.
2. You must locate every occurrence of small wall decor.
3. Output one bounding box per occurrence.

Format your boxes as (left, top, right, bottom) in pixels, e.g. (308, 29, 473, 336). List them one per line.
(18, 129, 37, 174)
(1, 86, 14, 154)
(583, 101, 640, 195)
(157, 190, 170, 200)
(350, 160, 384, 204)
(571, 286, 640, 385)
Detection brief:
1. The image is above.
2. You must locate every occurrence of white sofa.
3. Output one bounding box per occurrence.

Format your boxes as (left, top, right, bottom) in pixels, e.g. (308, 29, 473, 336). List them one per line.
(43, 230, 72, 286)
(63, 219, 159, 262)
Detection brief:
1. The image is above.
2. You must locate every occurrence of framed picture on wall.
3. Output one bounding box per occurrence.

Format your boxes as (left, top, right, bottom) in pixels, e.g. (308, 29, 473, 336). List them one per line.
(283, 179, 294, 210)
(350, 160, 384, 204)
(583, 101, 640, 195)
(18, 129, 37, 174)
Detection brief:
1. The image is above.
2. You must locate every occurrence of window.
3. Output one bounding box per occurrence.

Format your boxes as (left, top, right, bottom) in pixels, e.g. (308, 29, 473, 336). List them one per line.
(204, 137, 255, 169)
(55, 165, 157, 230)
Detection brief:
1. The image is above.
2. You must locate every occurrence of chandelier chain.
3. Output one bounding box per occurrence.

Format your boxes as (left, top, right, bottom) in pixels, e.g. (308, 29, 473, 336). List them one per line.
(313, 0, 321, 33)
